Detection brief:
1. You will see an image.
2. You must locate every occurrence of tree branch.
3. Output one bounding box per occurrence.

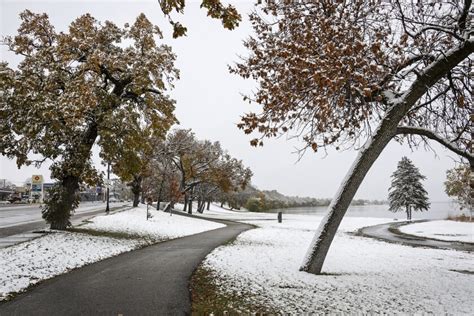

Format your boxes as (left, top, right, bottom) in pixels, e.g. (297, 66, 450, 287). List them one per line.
(396, 126, 473, 164)
(458, 0, 471, 32)
(414, 26, 464, 41)
(400, 38, 473, 108)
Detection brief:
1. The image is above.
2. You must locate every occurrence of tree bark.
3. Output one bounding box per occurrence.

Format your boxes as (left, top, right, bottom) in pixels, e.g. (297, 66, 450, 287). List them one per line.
(156, 178, 165, 210)
(43, 122, 98, 230)
(46, 175, 80, 230)
(197, 197, 202, 211)
(188, 187, 194, 214)
(183, 194, 188, 212)
(300, 109, 401, 274)
(133, 192, 140, 207)
(131, 175, 142, 207)
(197, 201, 204, 213)
(188, 197, 193, 214)
(207, 200, 211, 211)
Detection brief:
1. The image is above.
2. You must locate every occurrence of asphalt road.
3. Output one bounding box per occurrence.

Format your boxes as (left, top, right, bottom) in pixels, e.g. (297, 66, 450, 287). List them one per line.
(0, 202, 128, 237)
(0, 218, 252, 315)
(357, 220, 474, 252)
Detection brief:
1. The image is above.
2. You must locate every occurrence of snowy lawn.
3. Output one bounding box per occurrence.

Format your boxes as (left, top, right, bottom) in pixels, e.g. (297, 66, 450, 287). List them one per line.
(82, 204, 225, 240)
(0, 231, 141, 301)
(198, 207, 474, 314)
(400, 220, 473, 243)
(0, 205, 224, 301)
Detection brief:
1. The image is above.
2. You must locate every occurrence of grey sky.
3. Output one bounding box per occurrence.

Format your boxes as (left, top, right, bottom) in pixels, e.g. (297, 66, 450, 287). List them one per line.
(0, 0, 457, 201)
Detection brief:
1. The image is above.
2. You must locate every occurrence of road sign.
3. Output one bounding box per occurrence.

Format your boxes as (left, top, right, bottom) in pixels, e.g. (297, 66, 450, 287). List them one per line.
(32, 175, 43, 184)
(31, 184, 42, 192)
(43, 183, 54, 191)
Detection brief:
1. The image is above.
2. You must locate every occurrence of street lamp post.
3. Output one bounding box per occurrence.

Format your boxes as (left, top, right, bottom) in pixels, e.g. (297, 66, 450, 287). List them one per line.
(105, 162, 110, 214)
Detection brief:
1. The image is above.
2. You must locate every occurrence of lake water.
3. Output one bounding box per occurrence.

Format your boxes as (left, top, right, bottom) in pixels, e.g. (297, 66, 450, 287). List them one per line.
(269, 201, 469, 220)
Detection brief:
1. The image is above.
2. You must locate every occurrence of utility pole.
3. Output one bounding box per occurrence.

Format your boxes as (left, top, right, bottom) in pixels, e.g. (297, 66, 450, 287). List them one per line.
(106, 162, 110, 214)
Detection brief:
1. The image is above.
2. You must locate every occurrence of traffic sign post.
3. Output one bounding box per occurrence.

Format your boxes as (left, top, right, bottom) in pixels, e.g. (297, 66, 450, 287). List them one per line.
(31, 175, 44, 203)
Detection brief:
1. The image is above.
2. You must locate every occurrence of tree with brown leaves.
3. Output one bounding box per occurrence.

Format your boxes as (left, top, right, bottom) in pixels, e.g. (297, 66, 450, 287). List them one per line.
(158, 0, 241, 37)
(0, 11, 178, 229)
(445, 164, 473, 218)
(233, 1, 473, 274)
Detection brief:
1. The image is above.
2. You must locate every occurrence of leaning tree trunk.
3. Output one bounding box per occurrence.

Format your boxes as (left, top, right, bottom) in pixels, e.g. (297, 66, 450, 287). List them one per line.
(300, 40, 473, 275)
(42, 122, 98, 230)
(197, 200, 205, 213)
(207, 200, 211, 211)
(300, 108, 402, 274)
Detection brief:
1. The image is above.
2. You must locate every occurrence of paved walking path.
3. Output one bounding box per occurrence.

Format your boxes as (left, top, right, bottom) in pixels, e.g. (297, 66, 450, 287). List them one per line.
(0, 217, 251, 315)
(357, 220, 474, 252)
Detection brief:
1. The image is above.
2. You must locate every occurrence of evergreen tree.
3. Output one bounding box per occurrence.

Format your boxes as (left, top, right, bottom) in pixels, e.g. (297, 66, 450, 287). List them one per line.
(388, 157, 430, 220)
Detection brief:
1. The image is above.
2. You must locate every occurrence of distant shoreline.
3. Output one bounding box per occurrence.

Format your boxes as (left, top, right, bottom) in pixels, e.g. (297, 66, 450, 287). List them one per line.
(256, 201, 465, 221)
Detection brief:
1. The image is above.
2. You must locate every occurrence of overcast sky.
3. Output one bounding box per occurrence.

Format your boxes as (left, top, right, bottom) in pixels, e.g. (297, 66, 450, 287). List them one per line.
(0, 0, 459, 201)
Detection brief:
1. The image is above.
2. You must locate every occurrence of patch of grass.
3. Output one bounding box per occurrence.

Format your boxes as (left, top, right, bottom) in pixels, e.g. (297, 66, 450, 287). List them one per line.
(387, 226, 400, 235)
(67, 227, 164, 245)
(190, 265, 276, 315)
(446, 214, 473, 222)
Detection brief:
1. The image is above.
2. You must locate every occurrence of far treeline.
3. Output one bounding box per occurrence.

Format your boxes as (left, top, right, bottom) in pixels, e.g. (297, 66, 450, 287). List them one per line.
(222, 186, 386, 213)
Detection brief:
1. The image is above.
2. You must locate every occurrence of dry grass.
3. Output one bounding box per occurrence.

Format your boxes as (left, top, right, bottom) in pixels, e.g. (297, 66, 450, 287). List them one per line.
(190, 265, 276, 315)
(446, 214, 473, 222)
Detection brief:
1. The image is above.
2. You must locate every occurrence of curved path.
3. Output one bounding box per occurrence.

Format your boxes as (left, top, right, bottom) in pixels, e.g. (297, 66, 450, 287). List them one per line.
(0, 218, 252, 315)
(358, 220, 474, 252)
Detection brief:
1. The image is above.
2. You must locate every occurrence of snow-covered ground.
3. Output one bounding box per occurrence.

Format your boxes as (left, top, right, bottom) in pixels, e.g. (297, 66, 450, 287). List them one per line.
(0, 231, 141, 301)
(198, 205, 474, 314)
(82, 205, 225, 240)
(400, 220, 473, 243)
(0, 205, 224, 301)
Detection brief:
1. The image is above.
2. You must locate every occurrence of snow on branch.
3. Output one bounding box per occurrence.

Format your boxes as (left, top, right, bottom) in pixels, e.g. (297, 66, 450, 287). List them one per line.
(396, 126, 473, 164)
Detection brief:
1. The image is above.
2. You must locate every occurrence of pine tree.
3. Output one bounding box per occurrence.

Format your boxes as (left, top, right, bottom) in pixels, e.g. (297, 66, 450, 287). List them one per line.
(388, 157, 430, 220)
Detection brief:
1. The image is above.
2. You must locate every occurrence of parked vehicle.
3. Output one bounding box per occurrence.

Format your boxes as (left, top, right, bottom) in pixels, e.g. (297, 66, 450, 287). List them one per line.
(7, 195, 21, 203)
